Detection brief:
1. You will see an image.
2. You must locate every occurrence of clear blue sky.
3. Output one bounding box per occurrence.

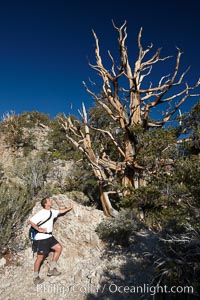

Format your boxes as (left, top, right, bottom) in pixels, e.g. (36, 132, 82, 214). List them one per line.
(0, 0, 199, 119)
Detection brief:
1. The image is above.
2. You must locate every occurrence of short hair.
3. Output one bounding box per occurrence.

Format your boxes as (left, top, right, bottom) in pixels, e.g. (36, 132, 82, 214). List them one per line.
(41, 197, 48, 208)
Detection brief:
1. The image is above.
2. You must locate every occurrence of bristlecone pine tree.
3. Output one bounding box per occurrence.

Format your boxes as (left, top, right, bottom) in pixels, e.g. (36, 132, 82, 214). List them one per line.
(62, 21, 200, 216)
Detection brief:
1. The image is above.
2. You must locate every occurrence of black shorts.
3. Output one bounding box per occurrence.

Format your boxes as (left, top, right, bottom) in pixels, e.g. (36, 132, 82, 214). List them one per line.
(33, 236, 59, 255)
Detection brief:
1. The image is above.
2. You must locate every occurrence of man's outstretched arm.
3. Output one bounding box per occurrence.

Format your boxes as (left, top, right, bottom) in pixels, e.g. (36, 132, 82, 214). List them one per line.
(58, 203, 73, 215)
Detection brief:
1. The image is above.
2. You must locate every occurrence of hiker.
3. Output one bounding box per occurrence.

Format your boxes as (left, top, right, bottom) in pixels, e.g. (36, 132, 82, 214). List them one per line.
(28, 197, 73, 285)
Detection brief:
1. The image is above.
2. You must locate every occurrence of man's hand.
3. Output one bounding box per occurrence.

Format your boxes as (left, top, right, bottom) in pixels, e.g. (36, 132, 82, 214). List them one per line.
(59, 203, 73, 215)
(67, 203, 73, 210)
(38, 227, 47, 233)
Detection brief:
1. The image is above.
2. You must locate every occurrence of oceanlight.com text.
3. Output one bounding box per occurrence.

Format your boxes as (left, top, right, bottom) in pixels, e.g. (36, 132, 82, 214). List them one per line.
(108, 283, 194, 295)
(36, 282, 194, 296)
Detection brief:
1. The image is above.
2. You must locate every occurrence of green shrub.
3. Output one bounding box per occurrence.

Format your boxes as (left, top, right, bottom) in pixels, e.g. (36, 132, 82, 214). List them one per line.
(96, 210, 141, 246)
(48, 115, 82, 160)
(151, 227, 200, 295)
(12, 152, 53, 197)
(0, 183, 34, 251)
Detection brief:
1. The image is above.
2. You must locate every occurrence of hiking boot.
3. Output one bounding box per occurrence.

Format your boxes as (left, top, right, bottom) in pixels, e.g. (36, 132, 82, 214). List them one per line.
(47, 267, 61, 277)
(33, 276, 44, 285)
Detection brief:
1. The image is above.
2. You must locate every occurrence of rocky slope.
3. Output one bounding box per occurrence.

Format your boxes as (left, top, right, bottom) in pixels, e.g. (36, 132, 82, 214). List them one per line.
(0, 195, 106, 300)
(1, 194, 198, 300)
(0, 193, 157, 300)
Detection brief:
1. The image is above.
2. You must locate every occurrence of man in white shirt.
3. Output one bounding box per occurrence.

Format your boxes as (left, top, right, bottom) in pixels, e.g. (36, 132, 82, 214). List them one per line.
(29, 197, 73, 285)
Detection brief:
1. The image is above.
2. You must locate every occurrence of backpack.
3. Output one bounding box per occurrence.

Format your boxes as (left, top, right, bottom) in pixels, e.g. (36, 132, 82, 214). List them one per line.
(29, 210, 52, 241)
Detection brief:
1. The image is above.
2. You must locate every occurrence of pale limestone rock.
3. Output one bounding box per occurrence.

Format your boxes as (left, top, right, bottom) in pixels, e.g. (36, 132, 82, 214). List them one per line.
(0, 194, 107, 300)
(0, 257, 6, 267)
